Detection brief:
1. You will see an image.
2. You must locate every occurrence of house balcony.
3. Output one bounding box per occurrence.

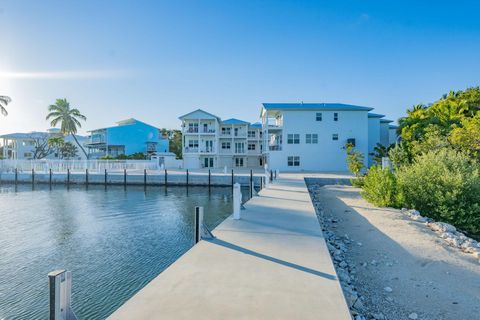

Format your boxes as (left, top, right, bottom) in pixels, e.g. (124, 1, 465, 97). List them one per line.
(184, 147, 216, 154)
(269, 145, 282, 151)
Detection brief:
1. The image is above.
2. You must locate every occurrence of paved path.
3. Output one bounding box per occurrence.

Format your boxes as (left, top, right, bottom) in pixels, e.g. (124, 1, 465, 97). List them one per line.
(108, 173, 350, 320)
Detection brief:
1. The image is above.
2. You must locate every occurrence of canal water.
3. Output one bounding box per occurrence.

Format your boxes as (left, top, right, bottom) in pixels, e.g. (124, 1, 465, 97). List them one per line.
(0, 184, 244, 319)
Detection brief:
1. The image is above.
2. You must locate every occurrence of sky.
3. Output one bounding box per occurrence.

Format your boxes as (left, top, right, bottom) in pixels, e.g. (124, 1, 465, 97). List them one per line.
(1, 0, 480, 135)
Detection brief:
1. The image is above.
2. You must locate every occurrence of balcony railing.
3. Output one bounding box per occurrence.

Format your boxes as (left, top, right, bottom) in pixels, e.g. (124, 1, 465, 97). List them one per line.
(269, 145, 282, 151)
(184, 147, 216, 153)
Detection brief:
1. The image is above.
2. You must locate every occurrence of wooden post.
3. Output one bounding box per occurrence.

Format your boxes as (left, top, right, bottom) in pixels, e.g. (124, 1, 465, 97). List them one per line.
(49, 168, 52, 186)
(15, 168, 18, 186)
(250, 169, 253, 198)
(85, 169, 89, 186)
(67, 169, 70, 186)
(231, 169, 234, 188)
(260, 175, 263, 190)
(144, 169, 147, 187)
(194, 206, 202, 244)
(104, 169, 107, 186)
(270, 170, 273, 182)
(186, 169, 189, 186)
(208, 169, 211, 187)
(32, 168, 35, 185)
(164, 169, 167, 186)
(123, 169, 127, 187)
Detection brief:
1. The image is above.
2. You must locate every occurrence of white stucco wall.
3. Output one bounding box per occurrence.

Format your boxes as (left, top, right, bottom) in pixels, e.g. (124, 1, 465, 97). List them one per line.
(389, 128, 398, 145)
(367, 118, 381, 166)
(380, 122, 390, 147)
(267, 110, 369, 172)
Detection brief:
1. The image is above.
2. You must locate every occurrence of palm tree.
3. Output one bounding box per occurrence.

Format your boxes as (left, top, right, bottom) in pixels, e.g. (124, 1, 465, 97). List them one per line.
(0, 95, 12, 116)
(46, 98, 88, 159)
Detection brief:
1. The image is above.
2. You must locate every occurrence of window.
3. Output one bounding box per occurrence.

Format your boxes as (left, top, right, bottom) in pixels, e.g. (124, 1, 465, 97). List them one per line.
(24, 152, 33, 158)
(221, 127, 231, 135)
(188, 123, 199, 133)
(248, 143, 256, 150)
(316, 112, 322, 121)
(334, 112, 338, 121)
(306, 134, 318, 144)
(235, 142, 245, 153)
(188, 140, 199, 148)
(287, 134, 300, 144)
(235, 158, 244, 167)
(221, 142, 231, 149)
(287, 156, 300, 167)
(332, 134, 339, 141)
(248, 130, 256, 138)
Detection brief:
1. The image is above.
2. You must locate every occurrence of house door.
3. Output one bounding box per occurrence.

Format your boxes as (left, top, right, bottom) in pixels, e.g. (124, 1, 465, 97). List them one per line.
(203, 123, 208, 133)
(205, 140, 213, 152)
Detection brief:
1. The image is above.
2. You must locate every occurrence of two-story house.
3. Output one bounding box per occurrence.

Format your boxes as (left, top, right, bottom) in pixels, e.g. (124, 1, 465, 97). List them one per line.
(179, 109, 263, 169)
(261, 103, 372, 172)
(85, 118, 169, 159)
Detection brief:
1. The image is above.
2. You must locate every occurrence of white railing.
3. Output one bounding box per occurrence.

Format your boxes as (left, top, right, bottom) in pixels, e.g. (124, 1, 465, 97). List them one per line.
(0, 159, 159, 173)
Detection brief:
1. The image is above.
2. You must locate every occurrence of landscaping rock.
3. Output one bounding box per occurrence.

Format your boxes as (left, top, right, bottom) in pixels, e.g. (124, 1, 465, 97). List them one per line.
(408, 312, 418, 319)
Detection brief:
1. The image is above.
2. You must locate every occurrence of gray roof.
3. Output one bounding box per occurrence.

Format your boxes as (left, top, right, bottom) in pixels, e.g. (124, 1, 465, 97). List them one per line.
(222, 118, 250, 125)
(178, 109, 221, 121)
(389, 124, 399, 129)
(263, 103, 373, 111)
(380, 119, 394, 123)
(250, 122, 262, 129)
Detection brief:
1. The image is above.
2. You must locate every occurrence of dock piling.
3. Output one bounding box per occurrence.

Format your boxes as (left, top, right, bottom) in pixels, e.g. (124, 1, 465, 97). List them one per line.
(250, 170, 253, 198)
(32, 168, 35, 185)
(49, 169, 52, 186)
(15, 168, 18, 186)
(48, 270, 78, 320)
(208, 169, 211, 187)
(233, 183, 242, 220)
(124, 169, 127, 187)
(144, 169, 147, 187)
(194, 206, 203, 244)
(231, 169, 234, 188)
(104, 169, 107, 186)
(67, 169, 70, 186)
(164, 169, 167, 186)
(186, 169, 189, 186)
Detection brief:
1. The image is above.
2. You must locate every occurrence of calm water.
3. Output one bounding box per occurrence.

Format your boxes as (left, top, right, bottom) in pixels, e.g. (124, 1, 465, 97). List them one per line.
(0, 184, 242, 319)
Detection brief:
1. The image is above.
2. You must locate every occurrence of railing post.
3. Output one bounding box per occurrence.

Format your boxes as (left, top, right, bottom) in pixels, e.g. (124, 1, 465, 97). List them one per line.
(48, 270, 77, 320)
(233, 183, 241, 220)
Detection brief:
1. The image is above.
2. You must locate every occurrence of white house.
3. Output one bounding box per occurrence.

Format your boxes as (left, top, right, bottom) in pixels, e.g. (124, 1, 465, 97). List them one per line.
(261, 103, 373, 172)
(388, 125, 399, 145)
(179, 109, 263, 169)
(0, 129, 88, 160)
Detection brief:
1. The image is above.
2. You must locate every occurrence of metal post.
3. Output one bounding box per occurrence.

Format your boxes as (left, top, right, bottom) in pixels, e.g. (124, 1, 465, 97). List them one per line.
(104, 169, 107, 186)
(274, 170, 277, 180)
(85, 169, 89, 186)
(15, 168, 18, 186)
(32, 168, 35, 185)
(48, 270, 78, 320)
(186, 169, 189, 186)
(233, 183, 241, 220)
(67, 169, 70, 186)
(194, 206, 203, 244)
(49, 168, 52, 186)
(208, 169, 211, 187)
(260, 175, 263, 190)
(144, 169, 147, 187)
(231, 169, 234, 188)
(164, 169, 167, 186)
(270, 170, 273, 182)
(123, 169, 127, 187)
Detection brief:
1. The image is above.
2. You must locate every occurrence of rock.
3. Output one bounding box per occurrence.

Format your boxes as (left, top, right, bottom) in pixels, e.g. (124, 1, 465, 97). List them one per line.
(357, 242, 363, 246)
(339, 261, 348, 268)
(411, 215, 428, 222)
(372, 313, 385, 320)
(429, 222, 456, 233)
(353, 298, 365, 311)
(384, 286, 393, 293)
(408, 312, 418, 319)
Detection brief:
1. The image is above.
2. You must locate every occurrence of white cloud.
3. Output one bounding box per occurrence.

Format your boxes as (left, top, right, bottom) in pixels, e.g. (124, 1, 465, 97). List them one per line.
(0, 69, 134, 80)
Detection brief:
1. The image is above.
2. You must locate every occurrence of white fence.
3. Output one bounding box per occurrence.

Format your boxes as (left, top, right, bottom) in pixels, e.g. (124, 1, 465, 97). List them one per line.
(0, 159, 160, 173)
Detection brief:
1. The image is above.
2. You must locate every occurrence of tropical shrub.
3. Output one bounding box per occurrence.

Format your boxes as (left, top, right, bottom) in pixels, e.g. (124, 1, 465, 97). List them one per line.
(361, 166, 398, 207)
(396, 149, 480, 234)
(345, 143, 364, 177)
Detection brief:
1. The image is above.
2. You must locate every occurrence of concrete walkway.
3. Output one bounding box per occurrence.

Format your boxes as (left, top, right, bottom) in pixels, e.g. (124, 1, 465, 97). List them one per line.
(108, 173, 351, 320)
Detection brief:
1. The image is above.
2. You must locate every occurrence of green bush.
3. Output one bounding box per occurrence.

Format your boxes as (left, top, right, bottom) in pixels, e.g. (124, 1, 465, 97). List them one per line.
(396, 148, 480, 234)
(361, 166, 398, 207)
(350, 176, 365, 188)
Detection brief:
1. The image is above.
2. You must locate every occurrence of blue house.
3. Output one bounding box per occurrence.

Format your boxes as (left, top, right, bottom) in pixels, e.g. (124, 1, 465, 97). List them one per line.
(85, 118, 169, 158)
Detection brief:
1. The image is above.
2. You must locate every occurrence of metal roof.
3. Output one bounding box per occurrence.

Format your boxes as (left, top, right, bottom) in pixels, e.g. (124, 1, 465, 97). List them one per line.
(368, 113, 385, 118)
(178, 109, 221, 121)
(222, 118, 250, 125)
(262, 103, 373, 111)
(250, 122, 262, 129)
(380, 119, 394, 123)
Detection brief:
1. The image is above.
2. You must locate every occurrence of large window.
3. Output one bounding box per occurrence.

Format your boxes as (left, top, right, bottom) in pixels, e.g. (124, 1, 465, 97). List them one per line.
(287, 134, 300, 144)
(221, 127, 231, 135)
(316, 112, 322, 121)
(306, 134, 318, 144)
(248, 130, 256, 138)
(248, 143, 256, 150)
(221, 142, 231, 149)
(334, 112, 338, 121)
(287, 156, 300, 167)
(188, 123, 199, 133)
(235, 158, 244, 167)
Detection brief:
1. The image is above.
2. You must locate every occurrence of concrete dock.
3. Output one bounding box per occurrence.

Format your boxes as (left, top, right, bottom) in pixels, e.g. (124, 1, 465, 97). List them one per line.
(108, 173, 351, 320)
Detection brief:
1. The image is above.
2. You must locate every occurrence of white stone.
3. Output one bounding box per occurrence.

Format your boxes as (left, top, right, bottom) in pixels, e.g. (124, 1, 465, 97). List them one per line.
(384, 286, 393, 293)
(408, 312, 418, 319)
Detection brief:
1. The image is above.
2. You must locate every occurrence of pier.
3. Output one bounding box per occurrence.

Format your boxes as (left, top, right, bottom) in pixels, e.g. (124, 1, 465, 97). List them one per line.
(108, 173, 350, 320)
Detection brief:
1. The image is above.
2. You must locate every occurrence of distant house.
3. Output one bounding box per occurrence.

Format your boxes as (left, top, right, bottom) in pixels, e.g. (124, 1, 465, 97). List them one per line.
(178, 109, 263, 169)
(0, 129, 88, 160)
(367, 113, 396, 166)
(85, 118, 169, 159)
